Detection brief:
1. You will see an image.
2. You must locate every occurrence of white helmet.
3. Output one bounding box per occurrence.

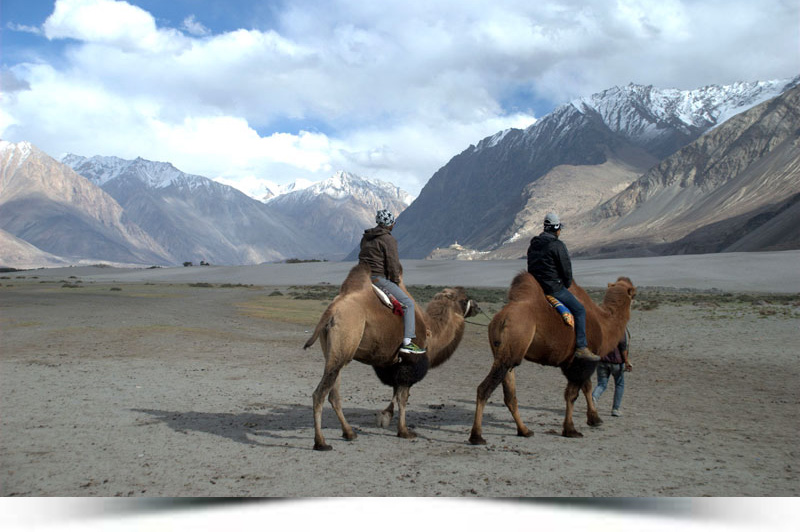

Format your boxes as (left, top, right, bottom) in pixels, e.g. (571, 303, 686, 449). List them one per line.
(544, 212, 562, 231)
(376, 209, 395, 227)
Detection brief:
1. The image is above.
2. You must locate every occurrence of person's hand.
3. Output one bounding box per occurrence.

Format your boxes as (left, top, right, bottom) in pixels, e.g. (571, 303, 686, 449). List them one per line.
(625, 362, 632, 372)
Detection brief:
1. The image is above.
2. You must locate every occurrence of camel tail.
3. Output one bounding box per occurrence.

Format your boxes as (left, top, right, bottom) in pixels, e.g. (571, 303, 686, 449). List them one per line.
(304, 309, 334, 349)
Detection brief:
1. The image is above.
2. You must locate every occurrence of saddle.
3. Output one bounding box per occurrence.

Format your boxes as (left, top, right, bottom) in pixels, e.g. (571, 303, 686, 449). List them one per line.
(546, 295, 574, 328)
(372, 284, 405, 316)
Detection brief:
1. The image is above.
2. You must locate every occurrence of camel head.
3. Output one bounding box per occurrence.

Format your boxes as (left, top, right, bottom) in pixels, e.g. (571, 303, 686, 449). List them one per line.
(606, 276, 637, 305)
(430, 286, 480, 319)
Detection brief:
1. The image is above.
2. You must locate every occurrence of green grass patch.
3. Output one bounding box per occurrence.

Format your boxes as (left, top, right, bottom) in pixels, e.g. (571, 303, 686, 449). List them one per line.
(237, 294, 328, 325)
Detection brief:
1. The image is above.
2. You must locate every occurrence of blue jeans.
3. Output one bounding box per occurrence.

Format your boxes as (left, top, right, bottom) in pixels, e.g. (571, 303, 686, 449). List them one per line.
(371, 276, 416, 340)
(550, 287, 587, 348)
(593, 362, 625, 410)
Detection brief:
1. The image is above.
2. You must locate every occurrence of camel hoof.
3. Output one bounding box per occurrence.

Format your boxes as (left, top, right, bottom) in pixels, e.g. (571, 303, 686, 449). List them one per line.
(397, 430, 417, 440)
(376, 411, 392, 429)
(562, 429, 584, 438)
(313, 442, 333, 451)
(517, 428, 534, 438)
(588, 416, 603, 427)
(468, 434, 487, 445)
(343, 431, 357, 441)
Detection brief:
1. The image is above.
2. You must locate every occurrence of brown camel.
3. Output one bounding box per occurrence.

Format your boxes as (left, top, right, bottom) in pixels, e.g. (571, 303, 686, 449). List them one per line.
(469, 272, 636, 444)
(304, 263, 479, 451)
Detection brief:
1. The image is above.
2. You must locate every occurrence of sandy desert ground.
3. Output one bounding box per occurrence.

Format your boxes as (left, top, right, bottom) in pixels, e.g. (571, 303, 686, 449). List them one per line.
(1, 252, 798, 498)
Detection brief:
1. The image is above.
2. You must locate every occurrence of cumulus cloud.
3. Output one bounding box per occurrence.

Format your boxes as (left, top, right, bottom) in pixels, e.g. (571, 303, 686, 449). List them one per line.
(2, 0, 798, 197)
(43, 0, 186, 53)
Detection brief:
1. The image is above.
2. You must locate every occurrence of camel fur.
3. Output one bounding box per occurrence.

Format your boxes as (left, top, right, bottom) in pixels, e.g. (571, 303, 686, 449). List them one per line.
(304, 263, 478, 451)
(469, 272, 636, 444)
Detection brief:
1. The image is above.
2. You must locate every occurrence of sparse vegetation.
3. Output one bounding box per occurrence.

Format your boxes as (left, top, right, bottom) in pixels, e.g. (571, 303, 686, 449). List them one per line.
(188, 283, 213, 288)
(289, 284, 339, 300)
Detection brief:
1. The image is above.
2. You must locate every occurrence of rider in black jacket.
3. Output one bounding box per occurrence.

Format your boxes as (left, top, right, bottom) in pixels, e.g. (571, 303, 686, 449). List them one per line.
(527, 212, 600, 362)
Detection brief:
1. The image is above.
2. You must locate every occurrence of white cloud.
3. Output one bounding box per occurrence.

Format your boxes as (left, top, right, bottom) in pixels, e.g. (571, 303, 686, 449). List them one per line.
(43, 0, 186, 53)
(2, 0, 798, 197)
(6, 23, 43, 36)
(181, 15, 210, 37)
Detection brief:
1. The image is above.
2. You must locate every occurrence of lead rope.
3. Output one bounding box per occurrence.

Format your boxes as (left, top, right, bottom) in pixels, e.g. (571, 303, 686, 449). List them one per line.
(465, 307, 493, 327)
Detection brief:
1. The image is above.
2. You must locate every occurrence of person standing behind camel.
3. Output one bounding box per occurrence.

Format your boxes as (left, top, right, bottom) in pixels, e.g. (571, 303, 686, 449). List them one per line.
(592, 331, 632, 416)
(526, 212, 599, 362)
(358, 209, 426, 355)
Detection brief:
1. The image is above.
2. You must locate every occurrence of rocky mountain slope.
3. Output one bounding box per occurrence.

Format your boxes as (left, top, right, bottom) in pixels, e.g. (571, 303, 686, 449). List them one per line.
(394, 78, 796, 259)
(567, 83, 800, 257)
(0, 141, 170, 266)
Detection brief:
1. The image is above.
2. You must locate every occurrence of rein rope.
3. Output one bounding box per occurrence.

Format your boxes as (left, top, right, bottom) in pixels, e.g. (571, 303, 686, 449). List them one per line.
(465, 307, 493, 327)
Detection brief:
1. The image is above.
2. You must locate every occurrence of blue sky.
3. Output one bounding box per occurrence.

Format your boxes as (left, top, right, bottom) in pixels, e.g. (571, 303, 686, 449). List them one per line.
(2, 0, 798, 197)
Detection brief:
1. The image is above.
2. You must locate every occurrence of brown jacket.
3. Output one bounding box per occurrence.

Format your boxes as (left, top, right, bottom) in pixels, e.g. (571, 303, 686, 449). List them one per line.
(358, 226, 401, 282)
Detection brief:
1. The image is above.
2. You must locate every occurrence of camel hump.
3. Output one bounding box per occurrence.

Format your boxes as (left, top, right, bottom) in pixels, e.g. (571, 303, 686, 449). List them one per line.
(339, 263, 372, 295)
(507, 271, 541, 302)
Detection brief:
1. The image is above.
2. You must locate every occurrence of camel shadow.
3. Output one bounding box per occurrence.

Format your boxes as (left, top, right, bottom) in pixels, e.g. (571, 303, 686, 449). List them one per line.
(133, 402, 482, 449)
(132, 406, 311, 449)
(133, 397, 584, 449)
(417, 398, 602, 442)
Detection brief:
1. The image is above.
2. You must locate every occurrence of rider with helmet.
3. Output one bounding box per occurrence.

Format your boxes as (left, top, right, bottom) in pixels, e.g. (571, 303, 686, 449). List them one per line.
(527, 212, 600, 362)
(358, 210, 426, 355)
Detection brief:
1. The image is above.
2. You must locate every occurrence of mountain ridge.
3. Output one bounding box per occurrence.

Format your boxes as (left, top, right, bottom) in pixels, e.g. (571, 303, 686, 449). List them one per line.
(394, 77, 797, 259)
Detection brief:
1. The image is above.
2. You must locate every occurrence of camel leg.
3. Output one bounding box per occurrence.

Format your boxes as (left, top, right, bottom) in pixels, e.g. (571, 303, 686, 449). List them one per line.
(395, 386, 417, 439)
(328, 373, 357, 441)
(562, 381, 583, 438)
(469, 361, 509, 445)
(502, 368, 533, 438)
(376, 387, 397, 429)
(312, 366, 340, 450)
(583, 379, 603, 427)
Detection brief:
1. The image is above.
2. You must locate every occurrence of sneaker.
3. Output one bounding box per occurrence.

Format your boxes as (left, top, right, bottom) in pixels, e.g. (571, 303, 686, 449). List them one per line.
(399, 341, 426, 355)
(574, 347, 601, 362)
(611, 409, 621, 417)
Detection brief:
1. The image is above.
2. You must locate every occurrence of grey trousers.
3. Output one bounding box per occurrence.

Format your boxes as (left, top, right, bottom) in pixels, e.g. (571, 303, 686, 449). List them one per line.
(371, 276, 415, 340)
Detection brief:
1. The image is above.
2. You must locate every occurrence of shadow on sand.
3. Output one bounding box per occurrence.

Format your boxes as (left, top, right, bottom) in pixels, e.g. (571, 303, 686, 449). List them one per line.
(133, 395, 584, 450)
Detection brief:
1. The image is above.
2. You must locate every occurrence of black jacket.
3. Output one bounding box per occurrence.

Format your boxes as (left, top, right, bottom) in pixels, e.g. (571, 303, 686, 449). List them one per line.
(358, 226, 401, 282)
(526, 231, 573, 295)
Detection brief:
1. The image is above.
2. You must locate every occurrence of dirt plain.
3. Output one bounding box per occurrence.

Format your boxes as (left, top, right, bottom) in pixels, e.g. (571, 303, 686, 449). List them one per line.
(1, 256, 798, 497)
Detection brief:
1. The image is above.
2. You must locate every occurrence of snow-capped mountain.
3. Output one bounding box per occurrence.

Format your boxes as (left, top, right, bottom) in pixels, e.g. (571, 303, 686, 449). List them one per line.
(57, 156, 410, 264)
(271, 171, 412, 207)
(62, 154, 239, 197)
(269, 171, 412, 259)
(570, 83, 800, 256)
(395, 77, 799, 259)
(62, 154, 330, 265)
(260, 178, 315, 201)
(0, 141, 171, 266)
(569, 78, 795, 157)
